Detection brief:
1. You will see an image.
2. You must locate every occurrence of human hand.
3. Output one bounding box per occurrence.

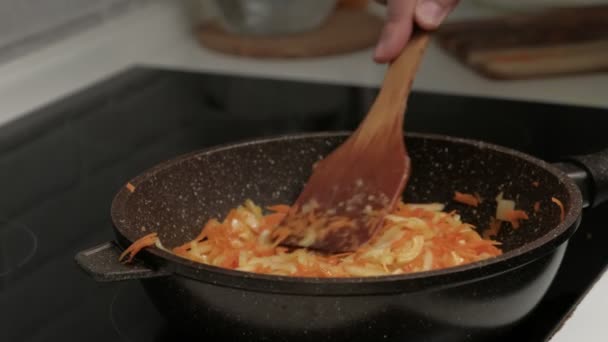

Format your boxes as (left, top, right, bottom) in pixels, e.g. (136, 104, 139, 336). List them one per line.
(373, 0, 460, 63)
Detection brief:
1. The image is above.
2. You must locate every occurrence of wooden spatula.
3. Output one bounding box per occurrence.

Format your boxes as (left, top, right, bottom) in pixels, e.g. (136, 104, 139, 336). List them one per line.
(273, 32, 431, 254)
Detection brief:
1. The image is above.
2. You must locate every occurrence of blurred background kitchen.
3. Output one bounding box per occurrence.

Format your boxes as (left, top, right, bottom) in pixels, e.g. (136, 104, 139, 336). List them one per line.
(0, 1, 607, 342)
(0, 0, 606, 124)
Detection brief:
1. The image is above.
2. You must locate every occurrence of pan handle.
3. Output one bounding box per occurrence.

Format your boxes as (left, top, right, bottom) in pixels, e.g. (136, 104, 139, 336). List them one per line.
(557, 148, 608, 208)
(75, 241, 170, 282)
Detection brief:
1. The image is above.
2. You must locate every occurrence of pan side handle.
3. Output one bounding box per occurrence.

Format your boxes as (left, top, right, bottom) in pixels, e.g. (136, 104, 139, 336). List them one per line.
(557, 148, 608, 208)
(75, 241, 170, 282)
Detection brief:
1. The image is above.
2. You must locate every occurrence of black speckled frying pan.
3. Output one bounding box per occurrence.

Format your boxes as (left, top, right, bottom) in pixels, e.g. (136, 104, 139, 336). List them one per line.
(75, 132, 608, 342)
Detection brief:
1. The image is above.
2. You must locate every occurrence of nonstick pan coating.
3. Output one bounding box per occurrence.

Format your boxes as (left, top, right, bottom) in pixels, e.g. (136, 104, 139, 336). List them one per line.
(109, 132, 582, 295)
(73, 131, 590, 341)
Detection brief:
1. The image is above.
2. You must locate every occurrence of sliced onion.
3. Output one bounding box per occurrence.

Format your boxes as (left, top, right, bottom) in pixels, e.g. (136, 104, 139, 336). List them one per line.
(495, 192, 516, 221)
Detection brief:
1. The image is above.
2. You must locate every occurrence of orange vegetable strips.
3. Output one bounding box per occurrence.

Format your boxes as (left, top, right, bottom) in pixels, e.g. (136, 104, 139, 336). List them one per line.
(119, 200, 502, 278)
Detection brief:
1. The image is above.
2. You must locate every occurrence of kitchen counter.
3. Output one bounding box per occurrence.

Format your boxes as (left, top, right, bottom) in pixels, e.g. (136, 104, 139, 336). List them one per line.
(0, 1, 606, 129)
(0, 1, 605, 340)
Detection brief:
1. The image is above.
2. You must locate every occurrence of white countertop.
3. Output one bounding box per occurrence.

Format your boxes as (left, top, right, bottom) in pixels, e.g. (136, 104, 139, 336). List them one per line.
(0, 1, 605, 340)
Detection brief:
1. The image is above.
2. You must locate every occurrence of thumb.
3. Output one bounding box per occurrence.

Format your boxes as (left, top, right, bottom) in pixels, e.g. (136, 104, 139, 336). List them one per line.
(415, 0, 459, 30)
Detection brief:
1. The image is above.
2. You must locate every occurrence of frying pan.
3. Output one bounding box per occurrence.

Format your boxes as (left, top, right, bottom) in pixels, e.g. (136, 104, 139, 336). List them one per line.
(75, 132, 607, 341)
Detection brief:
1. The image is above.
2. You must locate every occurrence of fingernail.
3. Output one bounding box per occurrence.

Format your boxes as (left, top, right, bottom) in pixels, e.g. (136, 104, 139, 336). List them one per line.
(417, 1, 446, 27)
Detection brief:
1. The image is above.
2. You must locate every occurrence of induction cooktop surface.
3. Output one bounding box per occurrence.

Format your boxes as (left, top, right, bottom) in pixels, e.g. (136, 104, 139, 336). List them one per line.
(1, 67, 606, 341)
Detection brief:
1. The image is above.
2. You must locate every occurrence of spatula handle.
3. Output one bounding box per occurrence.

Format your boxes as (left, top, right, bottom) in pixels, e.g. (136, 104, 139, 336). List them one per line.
(359, 32, 431, 136)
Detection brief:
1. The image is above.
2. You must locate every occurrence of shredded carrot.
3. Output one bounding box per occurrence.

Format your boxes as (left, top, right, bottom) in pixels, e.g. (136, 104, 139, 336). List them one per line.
(267, 204, 291, 213)
(504, 209, 529, 229)
(270, 227, 291, 247)
(482, 218, 502, 240)
(126, 182, 136, 193)
(551, 197, 565, 222)
(262, 213, 287, 228)
(533, 201, 540, 213)
(119, 232, 158, 263)
(453, 191, 480, 207)
(119, 199, 502, 278)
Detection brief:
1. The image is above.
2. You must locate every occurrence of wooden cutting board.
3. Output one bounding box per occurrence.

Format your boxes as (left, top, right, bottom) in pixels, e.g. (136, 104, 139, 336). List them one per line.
(196, 9, 383, 59)
(436, 5, 608, 80)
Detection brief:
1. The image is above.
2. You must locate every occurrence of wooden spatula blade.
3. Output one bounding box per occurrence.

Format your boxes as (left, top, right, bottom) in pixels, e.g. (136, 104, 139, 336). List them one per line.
(277, 124, 411, 252)
(273, 33, 431, 253)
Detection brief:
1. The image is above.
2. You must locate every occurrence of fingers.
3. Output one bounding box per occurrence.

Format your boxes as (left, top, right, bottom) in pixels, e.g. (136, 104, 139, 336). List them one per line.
(373, 0, 417, 63)
(415, 0, 460, 30)
(373, 0, 459, 63)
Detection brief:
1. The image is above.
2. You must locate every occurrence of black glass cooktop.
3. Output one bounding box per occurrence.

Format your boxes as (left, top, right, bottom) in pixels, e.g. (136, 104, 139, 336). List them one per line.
(1, 67, 606, 341)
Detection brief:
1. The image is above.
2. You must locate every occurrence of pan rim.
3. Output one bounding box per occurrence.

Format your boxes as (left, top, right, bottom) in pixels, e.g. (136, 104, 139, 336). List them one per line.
(110, 131, 583, 295)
